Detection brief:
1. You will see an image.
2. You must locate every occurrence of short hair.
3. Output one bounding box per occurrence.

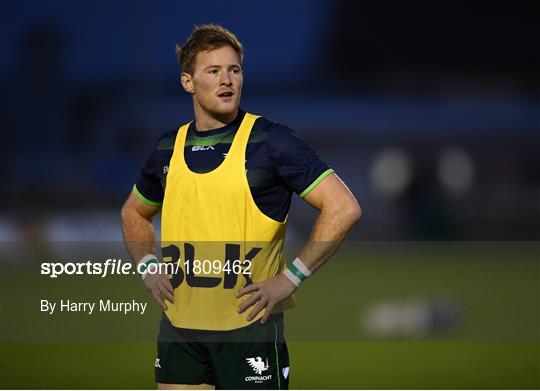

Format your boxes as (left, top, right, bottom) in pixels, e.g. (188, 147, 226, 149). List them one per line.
(175, 24, 244, 74)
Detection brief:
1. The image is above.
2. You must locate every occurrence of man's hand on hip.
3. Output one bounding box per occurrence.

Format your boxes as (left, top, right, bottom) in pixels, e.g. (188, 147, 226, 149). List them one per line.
(236, 274, 296, 324)
(144, 272, 175, 311)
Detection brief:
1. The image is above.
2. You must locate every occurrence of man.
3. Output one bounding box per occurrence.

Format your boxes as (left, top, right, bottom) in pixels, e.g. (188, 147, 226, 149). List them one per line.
(121, 24, 361, 389)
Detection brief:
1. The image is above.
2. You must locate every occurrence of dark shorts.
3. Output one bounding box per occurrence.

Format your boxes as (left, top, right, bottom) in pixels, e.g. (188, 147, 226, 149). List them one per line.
(155, 313, 290, 389)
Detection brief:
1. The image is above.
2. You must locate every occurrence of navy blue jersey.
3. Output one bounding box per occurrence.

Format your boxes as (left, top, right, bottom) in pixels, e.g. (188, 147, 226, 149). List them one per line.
(134, 110, 333, 222)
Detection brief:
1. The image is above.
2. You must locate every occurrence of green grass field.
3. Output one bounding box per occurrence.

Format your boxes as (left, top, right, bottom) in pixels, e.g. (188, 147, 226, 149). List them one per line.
(1, 341, 538, 389)
(1, 242, 538, 388)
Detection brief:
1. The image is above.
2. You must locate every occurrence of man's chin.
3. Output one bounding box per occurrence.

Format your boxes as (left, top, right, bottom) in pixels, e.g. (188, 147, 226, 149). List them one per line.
(212, 104, 239, 118)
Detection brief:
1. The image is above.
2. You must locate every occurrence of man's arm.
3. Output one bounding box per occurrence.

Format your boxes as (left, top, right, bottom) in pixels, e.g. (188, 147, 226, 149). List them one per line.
(120, 192, 174, 310)
(121, 192, 160, 261)
(237, 173, 361, 322)
(297, 173, 361, 273)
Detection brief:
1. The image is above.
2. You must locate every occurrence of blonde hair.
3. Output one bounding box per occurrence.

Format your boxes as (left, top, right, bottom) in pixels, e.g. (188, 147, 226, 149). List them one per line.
(176, 24, 244, 74)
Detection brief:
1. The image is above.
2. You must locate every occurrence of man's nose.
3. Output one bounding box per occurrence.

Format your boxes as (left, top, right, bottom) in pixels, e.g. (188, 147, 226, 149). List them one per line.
(220, 72, 232, 86)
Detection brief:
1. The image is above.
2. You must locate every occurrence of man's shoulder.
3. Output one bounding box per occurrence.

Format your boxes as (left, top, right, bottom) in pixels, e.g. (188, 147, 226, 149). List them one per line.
(252, 114, 296, 142)
(155, 129, 180, 151)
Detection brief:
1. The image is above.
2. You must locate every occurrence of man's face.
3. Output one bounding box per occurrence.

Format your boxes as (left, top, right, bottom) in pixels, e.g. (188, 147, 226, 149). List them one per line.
(182, 45, 243, 118)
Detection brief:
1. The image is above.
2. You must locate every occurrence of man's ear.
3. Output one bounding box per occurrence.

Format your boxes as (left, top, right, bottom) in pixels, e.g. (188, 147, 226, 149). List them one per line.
(180, 72, 194, 94)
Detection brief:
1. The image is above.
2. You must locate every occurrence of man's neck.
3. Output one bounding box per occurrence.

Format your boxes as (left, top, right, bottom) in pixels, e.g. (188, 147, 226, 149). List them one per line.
(193, 106, 238, 131)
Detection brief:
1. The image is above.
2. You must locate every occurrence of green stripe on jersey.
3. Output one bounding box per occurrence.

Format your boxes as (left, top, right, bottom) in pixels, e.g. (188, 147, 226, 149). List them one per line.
(133, 185, 162, 207)
(186, 130, 236, 147)
(157, 137, 175, 151)
(185, 128, 268, 147)
(299, 168, 335, 198)
(158, 123, 269, 149)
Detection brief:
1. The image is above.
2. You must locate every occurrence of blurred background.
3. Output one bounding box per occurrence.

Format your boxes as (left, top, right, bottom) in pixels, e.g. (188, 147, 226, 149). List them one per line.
(1, 0, 538, 241)
(0, 0, 539, 389)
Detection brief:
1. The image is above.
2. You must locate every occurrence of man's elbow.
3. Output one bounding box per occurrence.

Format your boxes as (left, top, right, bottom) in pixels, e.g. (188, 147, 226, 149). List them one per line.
(320, 191, 362, 226)
(120, 202, 134, 225)
(346, 202, 362, 226)
(331, 198, 361, 227)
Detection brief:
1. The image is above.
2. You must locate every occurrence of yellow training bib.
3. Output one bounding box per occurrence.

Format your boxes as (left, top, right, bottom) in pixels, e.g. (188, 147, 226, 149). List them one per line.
(161, 113, 295, 330)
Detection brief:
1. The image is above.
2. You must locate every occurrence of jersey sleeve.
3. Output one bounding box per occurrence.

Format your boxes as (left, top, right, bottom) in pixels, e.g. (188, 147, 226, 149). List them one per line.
(133, 146, 164, 207)
(267, 124, 334, 198)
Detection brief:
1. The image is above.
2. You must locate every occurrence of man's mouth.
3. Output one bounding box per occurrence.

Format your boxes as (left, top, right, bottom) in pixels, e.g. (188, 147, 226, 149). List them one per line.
(218, 91, 234, 97)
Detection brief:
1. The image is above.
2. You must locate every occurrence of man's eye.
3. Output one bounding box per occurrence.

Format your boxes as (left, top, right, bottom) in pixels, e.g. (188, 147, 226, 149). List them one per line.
(209, 69, 218, 74)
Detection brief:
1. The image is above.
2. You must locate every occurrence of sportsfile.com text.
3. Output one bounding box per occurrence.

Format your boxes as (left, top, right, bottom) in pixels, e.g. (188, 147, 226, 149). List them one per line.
(40, 259, 252, 278)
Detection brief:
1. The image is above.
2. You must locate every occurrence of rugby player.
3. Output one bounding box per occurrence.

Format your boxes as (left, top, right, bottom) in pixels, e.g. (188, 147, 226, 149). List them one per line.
(121, 24, 361, 389)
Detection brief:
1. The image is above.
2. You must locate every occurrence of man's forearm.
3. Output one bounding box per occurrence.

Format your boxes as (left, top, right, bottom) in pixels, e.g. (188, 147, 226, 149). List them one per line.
(296, 203, 360, 275)
(121, 207, 158, 265)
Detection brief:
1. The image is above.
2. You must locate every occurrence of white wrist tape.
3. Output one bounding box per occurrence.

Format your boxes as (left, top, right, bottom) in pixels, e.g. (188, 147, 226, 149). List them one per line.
(284, 268, 301, 287)
(284, 257, 311, 287)
(293, 257, 312, 277)
(138, 254, 159, 281)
